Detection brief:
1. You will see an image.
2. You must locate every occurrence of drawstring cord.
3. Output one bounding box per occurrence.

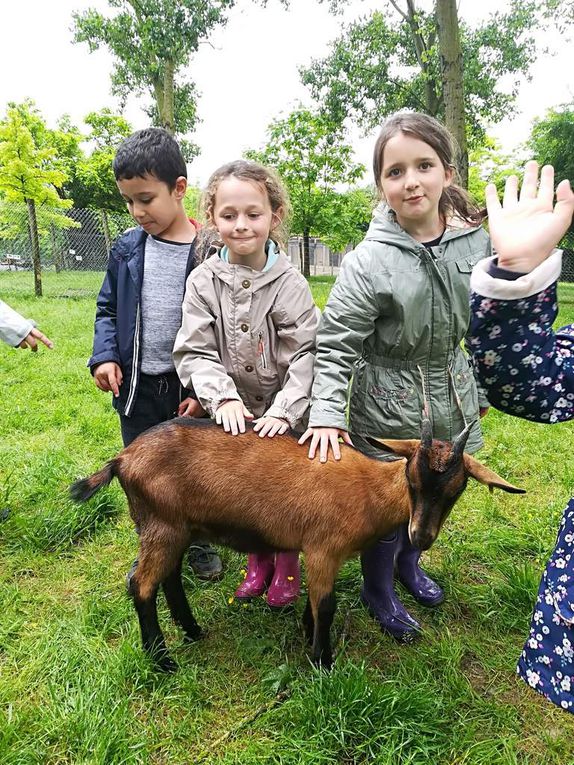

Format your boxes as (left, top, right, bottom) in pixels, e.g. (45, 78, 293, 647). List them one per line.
(417, 364, 468, 427)
(448, 367, 468, 427)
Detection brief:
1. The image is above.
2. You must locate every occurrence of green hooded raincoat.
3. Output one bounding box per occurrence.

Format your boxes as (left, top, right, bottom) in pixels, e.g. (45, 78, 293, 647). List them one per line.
(308, 204, 489, 454)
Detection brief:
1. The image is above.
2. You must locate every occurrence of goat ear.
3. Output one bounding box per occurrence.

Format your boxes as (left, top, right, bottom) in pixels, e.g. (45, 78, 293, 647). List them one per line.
(463, 454, 526, 494)
(374, 438, 419, 459)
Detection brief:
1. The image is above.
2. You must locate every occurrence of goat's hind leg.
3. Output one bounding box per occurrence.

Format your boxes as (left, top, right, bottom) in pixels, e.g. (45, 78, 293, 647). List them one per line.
(131, 533, 189, 673)
(163, 558, 204, 643)
(302, 597, 315, 646)
(304, 552, 340, 670)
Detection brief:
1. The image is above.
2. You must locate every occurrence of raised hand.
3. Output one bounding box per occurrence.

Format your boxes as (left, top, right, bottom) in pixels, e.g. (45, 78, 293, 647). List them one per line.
(486, 161, 574, 273)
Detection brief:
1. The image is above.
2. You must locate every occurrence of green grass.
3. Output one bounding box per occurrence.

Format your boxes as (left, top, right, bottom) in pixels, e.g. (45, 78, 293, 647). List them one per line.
(1, 271, 574, 764)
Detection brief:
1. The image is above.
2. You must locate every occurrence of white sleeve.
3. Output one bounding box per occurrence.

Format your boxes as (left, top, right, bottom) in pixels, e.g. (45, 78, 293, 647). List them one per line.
(470, 250, 563, 300)
(0, 299, 36, 347)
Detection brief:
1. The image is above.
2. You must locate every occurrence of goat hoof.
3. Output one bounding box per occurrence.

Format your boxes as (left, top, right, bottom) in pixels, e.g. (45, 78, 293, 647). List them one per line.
(154, 653, 178, 673)
(183, 626, 204, 643)
(312, 654, 333, 671)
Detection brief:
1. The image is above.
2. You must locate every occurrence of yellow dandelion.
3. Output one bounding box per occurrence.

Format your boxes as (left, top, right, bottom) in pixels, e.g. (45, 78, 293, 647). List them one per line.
(228, 596, 234, 605)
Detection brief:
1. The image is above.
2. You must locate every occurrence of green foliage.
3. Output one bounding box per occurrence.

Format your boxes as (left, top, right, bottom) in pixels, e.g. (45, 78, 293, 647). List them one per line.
(468, 137, 523, 207)
(247, 108, 364, 246)
(72, 0, 236, 148)
(529, 103, 574, 187)
(183, 184, 202, 221)
(303, 1, 561, 146)
(316, 186, 375, 254)
(0, 102, 71, 212)
(64, 108, 133, 212)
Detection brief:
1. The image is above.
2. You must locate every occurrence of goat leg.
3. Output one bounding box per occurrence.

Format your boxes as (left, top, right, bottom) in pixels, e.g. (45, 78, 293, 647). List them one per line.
(162, 558, 204, 643)
(312, 591, 336, 669)
(132, 587, 177, 673)
(305, 551, 341, 669)
(302, 597, 315, 646)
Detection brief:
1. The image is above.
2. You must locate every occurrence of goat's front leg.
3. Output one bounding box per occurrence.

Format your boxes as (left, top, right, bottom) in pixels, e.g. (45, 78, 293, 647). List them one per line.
(162, 558, 204, 643)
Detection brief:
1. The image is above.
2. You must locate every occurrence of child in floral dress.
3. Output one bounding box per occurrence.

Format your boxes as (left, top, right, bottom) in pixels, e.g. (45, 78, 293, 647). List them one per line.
(468, 161, 574, 712)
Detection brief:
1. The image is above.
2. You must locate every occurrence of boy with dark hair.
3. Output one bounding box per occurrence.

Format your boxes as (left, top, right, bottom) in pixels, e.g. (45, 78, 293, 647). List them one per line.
(88, 127, 222, 580)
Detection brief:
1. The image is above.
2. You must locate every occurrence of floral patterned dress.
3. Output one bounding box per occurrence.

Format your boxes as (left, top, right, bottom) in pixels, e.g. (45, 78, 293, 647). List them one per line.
(469, 278, 574, 712)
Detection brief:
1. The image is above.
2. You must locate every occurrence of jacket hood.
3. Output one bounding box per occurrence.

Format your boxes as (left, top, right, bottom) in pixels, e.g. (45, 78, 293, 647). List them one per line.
(202, 248, 294, 291)
(364, 203, 480, 248)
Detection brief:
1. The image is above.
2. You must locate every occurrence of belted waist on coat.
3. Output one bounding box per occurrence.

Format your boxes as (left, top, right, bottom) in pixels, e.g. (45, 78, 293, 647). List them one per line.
(362, 352, 457, 371)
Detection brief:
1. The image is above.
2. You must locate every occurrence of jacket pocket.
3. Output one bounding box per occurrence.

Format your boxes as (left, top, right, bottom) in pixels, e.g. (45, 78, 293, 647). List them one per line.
(350, 363, 419, 434)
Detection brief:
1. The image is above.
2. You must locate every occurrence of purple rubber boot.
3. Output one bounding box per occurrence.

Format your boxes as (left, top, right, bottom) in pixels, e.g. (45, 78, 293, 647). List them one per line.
(234, 553, 275, 600)
(360, 535, 421, 643)
(266, 552, 301, 608)
(396, 524, 444, 607)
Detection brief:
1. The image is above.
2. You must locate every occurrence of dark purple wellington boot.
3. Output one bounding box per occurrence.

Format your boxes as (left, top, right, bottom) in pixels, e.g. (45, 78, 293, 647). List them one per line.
(235, 553, 275, 600)
(360, 535, 421, 643)
(396, 524, 444, 607)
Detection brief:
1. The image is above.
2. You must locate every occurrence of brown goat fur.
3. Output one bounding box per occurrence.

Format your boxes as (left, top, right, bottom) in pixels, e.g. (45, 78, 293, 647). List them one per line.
(71, 417, 524, 671)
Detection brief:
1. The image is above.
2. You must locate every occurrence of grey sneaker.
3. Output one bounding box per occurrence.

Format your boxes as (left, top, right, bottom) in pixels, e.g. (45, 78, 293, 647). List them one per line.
(188, 544, 223, 581)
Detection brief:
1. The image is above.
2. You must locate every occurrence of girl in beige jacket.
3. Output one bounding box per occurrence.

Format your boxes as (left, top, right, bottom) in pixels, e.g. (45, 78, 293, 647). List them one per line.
(174, 160, 319, 607)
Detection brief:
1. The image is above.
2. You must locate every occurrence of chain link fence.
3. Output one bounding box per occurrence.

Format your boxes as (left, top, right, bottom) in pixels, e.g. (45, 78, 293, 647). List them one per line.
(1, 201, 573, 296)
(0, 202, 132, 296)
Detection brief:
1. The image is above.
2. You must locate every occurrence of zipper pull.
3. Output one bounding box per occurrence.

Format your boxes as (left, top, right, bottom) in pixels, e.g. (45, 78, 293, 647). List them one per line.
(258, 332, 268, 369)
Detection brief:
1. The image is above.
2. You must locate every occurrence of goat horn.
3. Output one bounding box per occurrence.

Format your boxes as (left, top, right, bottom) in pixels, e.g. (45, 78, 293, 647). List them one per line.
(449, 420, 475, 462)
(420, 416, 433, 450)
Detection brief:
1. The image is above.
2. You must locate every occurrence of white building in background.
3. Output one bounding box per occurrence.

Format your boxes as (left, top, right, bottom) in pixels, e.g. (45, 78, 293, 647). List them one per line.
(287, 236, 351, 276)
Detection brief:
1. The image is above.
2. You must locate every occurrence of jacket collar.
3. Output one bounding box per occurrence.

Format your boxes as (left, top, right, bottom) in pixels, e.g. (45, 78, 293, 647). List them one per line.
(364, 203, 481, 249)
(202, 246, 293, 289)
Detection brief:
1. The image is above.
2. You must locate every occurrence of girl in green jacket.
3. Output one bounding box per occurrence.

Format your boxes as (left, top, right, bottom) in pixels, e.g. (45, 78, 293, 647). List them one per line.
(300, 112, 489, 642)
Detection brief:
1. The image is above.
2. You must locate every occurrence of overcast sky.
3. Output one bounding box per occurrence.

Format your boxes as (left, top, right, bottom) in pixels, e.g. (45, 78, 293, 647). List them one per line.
(1, 0, 573, 187)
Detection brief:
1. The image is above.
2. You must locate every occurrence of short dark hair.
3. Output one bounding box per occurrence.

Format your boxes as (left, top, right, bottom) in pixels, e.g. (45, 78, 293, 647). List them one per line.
(113, 128, 187, 189)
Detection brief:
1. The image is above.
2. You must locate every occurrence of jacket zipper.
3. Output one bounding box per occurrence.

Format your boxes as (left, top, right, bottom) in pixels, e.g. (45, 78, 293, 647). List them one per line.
(125, 302, 141, 416)
(258, 332, 268, 369)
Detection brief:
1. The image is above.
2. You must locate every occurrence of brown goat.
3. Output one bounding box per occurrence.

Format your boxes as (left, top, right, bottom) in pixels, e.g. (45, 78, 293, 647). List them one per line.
(70, 417, 524, 671)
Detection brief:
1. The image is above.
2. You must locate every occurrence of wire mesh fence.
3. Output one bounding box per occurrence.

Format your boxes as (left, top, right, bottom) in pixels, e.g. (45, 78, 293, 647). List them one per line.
(1, 201, 573, 298)
(0, 202, 132, 296)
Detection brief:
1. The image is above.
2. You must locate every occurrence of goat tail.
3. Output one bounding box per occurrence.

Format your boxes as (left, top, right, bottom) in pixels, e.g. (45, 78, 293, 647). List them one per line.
(70, 460, 117, 503)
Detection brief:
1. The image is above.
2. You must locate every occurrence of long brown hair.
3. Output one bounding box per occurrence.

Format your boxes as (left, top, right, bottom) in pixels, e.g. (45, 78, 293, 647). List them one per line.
(372, 112, 485, 225)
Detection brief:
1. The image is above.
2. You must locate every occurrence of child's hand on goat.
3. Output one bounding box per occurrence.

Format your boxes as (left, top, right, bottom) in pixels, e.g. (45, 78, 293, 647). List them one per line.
(487, 161, 574, 274)
(299, 427, 354, 463)
(215, 399, 254, 435)
(178, 397, 205, 417)
(253, 415, 289, 438)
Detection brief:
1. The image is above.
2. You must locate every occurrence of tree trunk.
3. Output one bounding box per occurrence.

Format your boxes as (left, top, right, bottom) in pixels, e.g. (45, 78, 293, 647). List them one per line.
(436, 0, 468, 187)
(100, 209, 112, 254)
(161, 60, 175, 134)
(26, 198, 42, 297)
(302, 229, 311, 279)
(403, 0, 440, 115)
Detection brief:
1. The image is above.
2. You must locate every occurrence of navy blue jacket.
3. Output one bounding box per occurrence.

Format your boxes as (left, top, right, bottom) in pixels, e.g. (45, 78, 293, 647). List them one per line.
(88, 227, 197, 416)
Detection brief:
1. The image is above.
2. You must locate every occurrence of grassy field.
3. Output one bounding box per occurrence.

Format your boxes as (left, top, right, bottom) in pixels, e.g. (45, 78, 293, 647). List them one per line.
(1, 270, 574, 764)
